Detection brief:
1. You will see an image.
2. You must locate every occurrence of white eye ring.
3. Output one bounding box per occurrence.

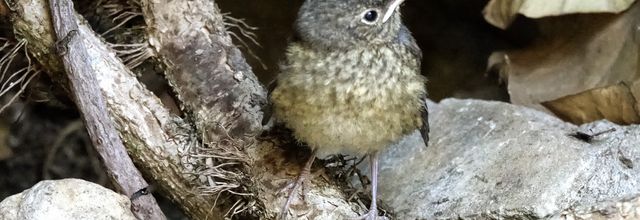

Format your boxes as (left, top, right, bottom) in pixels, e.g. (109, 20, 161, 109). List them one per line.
(360, 9, 380, 25)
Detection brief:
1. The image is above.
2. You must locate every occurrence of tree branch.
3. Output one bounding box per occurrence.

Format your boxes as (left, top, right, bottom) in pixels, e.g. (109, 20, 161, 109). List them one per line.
(47, 0, 165, 219)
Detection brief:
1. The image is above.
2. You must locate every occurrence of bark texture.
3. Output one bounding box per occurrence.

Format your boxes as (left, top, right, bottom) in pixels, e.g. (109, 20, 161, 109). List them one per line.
(47, 0, 165, 218)
(8, 0, 218, 219)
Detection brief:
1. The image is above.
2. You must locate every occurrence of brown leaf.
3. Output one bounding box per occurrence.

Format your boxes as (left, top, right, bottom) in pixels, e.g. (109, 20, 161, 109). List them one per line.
(488, 2, 640, 123)
(542, 82, 640, 124)
(484, 0, 636, 29)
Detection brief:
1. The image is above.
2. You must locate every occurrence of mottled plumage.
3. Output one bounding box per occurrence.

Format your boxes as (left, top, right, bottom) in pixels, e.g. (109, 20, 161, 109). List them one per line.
(270, 0, 427, 219)
(271, 38, 426, 156)
(271, 0, 427, 156)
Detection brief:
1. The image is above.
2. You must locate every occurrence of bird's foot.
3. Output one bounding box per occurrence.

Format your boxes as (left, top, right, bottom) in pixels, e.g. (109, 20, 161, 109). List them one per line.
(278, 173, 309, 220)
(350, 208, 379, 220)
(350, 151, 382, 220)
(278, 154, 316, 220)
(278, 171, 311, 201)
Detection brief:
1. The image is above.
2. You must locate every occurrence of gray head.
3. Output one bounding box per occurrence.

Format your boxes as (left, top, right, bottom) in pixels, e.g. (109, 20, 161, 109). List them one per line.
(296, 0, 407, 49)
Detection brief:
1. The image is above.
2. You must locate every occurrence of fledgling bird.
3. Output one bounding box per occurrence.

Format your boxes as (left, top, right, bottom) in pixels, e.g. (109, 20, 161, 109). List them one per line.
(269, 0, 428, 219)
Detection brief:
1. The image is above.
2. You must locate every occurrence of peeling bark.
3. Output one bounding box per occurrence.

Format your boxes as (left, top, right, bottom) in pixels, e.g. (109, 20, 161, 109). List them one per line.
(47, 0, 165, 219)
(139, 0, 265, 212)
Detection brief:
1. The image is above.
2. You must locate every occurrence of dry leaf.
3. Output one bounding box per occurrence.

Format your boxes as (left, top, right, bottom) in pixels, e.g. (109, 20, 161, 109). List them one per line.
(488, 2, 640, 124)
(542, 82, 640, 125)
(483, 0, 636, 29)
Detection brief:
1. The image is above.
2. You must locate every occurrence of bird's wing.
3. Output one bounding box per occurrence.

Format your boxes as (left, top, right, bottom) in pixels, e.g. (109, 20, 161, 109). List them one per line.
(262, 27, 305, 126)
(261, 79, 278, 126)
(396, 25, 422, 67)
(420, 97, 429, 147)
(397, 25, 428, 146)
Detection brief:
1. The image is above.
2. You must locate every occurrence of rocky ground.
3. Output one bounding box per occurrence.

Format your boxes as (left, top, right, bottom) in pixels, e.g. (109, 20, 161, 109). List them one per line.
(4, 98, 640, 219)
(371, 99, 640, 219)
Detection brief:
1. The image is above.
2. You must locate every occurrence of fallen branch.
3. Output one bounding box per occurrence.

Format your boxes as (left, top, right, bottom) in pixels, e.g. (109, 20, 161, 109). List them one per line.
(139, 2, 266, 215)
(47, 0, 165, 218)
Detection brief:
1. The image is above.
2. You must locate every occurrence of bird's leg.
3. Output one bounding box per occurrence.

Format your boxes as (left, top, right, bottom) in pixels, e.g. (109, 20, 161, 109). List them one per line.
(352, 151, 381, 220)
(279, 150, 316, 220)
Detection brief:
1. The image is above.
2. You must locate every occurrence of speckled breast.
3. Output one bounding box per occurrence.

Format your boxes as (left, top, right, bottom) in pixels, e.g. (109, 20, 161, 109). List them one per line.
(271, 43, 426, 156)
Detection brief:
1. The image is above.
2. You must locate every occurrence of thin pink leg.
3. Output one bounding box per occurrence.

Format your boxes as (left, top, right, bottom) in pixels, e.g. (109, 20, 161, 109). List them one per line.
(351, 151, 380, 220)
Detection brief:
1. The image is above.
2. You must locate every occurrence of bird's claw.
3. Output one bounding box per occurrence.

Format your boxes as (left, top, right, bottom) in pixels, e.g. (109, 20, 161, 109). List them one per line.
(278, 154, 316, 220)
(350, 209, 379, 220)
(277, 180, 295, 196)
(278, 177, 307, 220)
(278, 175, 310, 199)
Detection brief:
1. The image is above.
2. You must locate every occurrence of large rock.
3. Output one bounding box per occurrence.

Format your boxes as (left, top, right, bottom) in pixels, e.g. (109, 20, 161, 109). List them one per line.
(376, 98, 640, 219)
(0, 179, 136, 220)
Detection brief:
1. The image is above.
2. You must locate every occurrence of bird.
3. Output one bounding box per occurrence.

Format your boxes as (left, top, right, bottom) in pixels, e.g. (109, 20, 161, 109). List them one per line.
(268, 0, 428, 219)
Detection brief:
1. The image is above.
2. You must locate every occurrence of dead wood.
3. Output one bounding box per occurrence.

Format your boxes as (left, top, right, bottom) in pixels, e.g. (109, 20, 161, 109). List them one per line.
(47, 0, 165, 218)
(7, 0, 213, 218)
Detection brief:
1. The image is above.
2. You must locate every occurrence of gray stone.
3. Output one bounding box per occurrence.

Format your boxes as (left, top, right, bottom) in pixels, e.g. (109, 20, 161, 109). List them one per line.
(375, 98, 640, 219)
(0, 178, 136, 220)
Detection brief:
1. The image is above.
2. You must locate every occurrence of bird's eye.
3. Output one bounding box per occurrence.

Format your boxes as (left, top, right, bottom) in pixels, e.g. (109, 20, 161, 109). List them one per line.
(361, 9, 379, 24)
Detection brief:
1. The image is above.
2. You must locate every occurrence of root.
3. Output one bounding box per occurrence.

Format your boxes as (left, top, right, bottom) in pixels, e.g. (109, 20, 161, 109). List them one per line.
(101, 10, 142, 37)
(222, 13, 260, 47)
(99, 0, 143, 37)
(223, 13, 268, 70)
(179, 124, 256, 219)
(0, 39, 41, 114)
(189, 128, 250, 197)
(225, 199, 251, 219)
(108, 42, 153, 69)
(99, 0, 152, 69)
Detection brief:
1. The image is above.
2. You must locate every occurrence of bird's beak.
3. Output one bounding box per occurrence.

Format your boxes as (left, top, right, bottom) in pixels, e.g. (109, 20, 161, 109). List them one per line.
(382, 0, 405, 23)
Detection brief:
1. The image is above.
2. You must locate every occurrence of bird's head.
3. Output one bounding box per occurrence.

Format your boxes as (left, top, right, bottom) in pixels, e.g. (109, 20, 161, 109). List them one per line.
(295, 0, 407, 49)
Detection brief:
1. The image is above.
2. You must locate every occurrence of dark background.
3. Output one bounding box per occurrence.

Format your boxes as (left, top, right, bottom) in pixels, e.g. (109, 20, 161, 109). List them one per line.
(216, 0, 536, 101)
